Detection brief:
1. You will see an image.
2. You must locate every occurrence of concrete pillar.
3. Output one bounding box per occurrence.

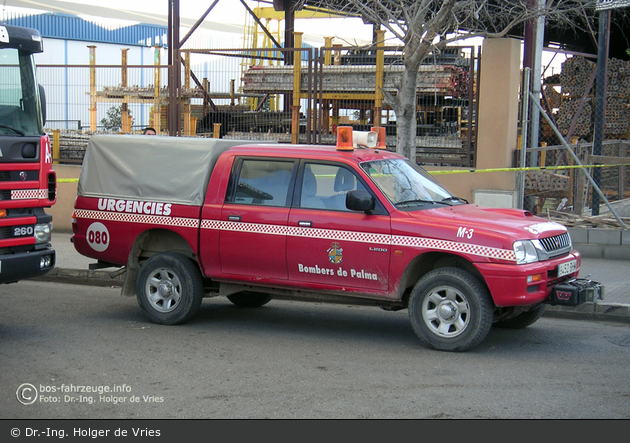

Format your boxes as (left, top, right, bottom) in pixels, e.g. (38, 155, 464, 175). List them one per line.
(468, 38, 522, 204)
(476, 38, 521, 170)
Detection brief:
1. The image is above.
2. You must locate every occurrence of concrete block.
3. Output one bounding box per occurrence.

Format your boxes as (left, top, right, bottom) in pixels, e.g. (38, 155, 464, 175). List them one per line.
(573, 243, 603, 259)
(595, 303, 630, 323)
(588, 228, 622, 245)
(603, 246, 630, 261)
(568, 228, 588, 244)
(55, 268, 89, 284)
(622, 230, 630, 246)
(544, 303, 596, 321)
(87, 270, 123, 287)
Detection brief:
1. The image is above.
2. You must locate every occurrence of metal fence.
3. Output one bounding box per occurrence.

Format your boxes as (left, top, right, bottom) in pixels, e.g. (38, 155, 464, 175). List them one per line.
(41, 42, 478, 167)
(520, 58, 630, 225)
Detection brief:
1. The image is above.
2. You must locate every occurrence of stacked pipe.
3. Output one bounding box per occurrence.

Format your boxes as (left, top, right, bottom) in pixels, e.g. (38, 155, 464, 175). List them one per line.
(552, 56, 630, 138)
(524, 170, 570, 192)
(241, 64, 470, 98)
(558, 56, 595, 98)
(555, 99, 593, 137)
(604, 58, 630, 137)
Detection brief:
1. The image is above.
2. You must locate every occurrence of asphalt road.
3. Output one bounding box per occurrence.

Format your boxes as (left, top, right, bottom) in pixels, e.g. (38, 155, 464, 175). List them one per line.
(1, 280, 629, 419)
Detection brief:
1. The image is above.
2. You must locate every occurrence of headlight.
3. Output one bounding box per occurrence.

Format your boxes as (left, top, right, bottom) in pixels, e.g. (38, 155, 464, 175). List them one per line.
(513, 240, 539, 264)
(34, 222, 52, 244)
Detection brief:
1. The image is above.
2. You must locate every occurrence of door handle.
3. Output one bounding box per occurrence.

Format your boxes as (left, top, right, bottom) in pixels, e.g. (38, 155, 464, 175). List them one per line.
(227, 215, 241, 222)
(298, 221, 312, 227)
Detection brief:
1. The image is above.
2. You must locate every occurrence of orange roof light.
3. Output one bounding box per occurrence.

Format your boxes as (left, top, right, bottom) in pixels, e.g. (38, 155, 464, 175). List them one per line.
(336, 126, 354, 151)
(371, 126, 386, 149)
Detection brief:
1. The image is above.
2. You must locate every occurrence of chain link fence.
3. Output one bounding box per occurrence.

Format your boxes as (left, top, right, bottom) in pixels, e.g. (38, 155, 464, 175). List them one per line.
(520, 56, 630, 227)
(40, 42, 477, 167)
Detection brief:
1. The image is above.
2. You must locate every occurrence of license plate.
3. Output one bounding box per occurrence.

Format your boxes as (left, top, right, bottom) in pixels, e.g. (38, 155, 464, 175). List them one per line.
(558, 259, 577, 277)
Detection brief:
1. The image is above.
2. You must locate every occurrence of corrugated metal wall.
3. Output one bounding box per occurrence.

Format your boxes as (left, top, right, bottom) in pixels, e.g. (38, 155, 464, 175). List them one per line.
(3, 11, 167, 47)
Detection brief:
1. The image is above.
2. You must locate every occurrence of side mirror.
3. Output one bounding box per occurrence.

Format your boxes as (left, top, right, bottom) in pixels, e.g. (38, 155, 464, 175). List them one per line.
(346, 190, 375, 213)
(38, 84, 46, 126)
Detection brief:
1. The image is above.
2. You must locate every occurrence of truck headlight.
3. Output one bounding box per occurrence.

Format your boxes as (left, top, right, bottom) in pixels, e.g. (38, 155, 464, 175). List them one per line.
(513, 240, 539, 264)
(34, 222, 52, 244)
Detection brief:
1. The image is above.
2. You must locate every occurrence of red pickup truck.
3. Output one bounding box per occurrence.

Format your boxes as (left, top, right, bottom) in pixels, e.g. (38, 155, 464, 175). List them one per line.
(71, 131, 602, 351)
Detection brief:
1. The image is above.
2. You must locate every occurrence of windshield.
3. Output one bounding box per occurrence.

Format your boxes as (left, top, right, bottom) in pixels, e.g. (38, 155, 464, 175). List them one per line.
(361, 158, 463, 209)
(0, 48, 43, 136)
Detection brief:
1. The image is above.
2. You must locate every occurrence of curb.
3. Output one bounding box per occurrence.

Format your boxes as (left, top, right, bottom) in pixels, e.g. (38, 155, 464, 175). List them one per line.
(32, 267, 630, 324)
(33, 267, 124, 287)
(544, 303, 630, 324)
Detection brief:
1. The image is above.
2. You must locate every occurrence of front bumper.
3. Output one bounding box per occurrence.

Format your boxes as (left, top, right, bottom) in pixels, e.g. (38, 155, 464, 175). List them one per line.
(475, 251, 583, 307)
(0, 246, 56, 284)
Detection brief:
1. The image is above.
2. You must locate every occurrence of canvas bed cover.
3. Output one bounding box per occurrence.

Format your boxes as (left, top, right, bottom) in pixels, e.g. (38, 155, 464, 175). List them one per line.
(78, 135, 252, 206)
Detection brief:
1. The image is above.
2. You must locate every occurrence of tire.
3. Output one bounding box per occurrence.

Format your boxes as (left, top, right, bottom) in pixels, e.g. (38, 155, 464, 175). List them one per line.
(494, 305, 547, 329)
(227, 291, 273, 308)
(408, 267, 493, 352)
(136, 252, 204, 325)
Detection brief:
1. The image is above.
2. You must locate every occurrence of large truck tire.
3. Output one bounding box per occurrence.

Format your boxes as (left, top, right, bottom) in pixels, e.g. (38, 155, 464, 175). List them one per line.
(408, 267, 493, 352)
(136, 252, 204, 325)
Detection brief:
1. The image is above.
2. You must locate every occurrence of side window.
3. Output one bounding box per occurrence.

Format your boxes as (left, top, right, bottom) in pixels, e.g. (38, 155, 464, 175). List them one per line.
(300, 163, 368, 211)
(229, 159, 294, 207)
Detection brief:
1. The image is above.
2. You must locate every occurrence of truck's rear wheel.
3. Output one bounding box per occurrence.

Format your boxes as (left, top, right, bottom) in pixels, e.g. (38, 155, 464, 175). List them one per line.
(409, 267, 493, 352)
(227, 291, 273, 308)
(136, 252, 203, 325)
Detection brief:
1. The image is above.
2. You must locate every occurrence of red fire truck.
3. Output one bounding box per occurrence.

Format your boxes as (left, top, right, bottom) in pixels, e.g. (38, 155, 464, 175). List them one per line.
(0, 24, 56, 284)
(71, 130, 602, 351)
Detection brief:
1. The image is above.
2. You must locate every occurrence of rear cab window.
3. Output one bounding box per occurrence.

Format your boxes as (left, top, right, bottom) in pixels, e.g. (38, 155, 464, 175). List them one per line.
(226, 158, 296, 207)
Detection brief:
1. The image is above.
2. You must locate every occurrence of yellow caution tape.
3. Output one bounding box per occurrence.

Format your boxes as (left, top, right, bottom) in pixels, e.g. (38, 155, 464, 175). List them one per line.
(428, 163, 627, 175)
(56, 163, 626, 183)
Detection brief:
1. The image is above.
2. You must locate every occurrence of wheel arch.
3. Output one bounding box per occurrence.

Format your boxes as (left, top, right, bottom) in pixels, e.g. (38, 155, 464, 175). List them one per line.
(121, 228, 197, 297)
(398, 252, 488, 308)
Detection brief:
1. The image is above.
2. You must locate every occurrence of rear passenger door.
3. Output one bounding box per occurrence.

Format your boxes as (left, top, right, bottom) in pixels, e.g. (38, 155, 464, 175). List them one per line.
(219, 157, 296, 280)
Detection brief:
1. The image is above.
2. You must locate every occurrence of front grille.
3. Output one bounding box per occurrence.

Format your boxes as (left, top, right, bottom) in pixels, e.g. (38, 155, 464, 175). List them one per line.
(0, 190, 10, 201)
(0, 226, 12, 240)
(0, 171, 10, 181)
(539, 232, 571, 253)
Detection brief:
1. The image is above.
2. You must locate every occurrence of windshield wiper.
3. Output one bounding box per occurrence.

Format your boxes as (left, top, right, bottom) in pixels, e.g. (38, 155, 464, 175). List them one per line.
(0, 124, 25, 136)
(396, 199, 451, 208)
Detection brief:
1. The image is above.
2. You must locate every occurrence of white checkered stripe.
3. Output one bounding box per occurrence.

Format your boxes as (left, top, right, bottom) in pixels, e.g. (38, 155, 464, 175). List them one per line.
(286, 226, 390, 244)
(201, 220, 515, 261)
(208, 220, 286, 236)
(11, 189, 48, 200)
(77, 211, 516, 262)
(393, 235, 516, 261)
(74, 210, 199, 229)
(201, 220, 390, 244)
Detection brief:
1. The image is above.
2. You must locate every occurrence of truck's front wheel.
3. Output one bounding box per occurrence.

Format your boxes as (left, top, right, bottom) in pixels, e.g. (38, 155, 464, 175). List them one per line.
(408, 267, 493, 352)
(136, 253, 204, 325)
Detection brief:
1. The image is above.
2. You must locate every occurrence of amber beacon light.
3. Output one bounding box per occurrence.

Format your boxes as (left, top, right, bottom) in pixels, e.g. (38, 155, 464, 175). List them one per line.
(336, 126, 354, 151)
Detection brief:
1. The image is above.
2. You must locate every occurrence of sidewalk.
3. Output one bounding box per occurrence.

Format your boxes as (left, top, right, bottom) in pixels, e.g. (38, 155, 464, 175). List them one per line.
(40, 232, 630, 323)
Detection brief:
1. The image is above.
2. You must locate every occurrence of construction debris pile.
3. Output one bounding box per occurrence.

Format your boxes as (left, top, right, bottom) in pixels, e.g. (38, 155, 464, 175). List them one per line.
(547, 56, 630, 138)
(546, 210, 630, 229)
